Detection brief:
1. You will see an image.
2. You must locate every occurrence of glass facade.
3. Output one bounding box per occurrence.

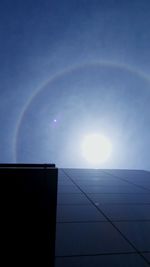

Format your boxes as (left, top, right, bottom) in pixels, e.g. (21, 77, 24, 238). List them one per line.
(56, 169, 150, 266)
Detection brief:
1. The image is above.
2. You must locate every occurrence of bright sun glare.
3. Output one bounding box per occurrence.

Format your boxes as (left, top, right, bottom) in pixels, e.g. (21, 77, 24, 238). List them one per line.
(81, 133, 112, 164)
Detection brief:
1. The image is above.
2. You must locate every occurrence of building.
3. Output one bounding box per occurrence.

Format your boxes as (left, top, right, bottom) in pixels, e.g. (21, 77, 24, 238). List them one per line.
(1, 165, 150, 266)
(56, 168, 150, 266)
(1, 163, 58, 267)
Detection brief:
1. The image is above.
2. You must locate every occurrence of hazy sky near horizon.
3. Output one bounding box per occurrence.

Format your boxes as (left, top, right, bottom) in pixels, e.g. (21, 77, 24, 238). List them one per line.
(1, 0, 150, 169)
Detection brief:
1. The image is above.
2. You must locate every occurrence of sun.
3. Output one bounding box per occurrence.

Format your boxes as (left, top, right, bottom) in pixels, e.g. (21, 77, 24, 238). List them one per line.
(81, 133, 112, 164)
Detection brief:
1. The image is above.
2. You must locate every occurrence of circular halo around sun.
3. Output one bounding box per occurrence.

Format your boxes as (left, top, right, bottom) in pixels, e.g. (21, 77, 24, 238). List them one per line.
(81, 133, 112, 164)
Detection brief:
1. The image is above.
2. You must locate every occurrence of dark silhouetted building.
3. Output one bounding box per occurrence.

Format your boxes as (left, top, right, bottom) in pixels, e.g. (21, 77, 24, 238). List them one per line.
(1, 163, 58, 267)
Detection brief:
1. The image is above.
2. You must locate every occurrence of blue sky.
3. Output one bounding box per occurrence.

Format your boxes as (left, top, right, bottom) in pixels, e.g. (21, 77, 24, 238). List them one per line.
(0, 0, 150, 169)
